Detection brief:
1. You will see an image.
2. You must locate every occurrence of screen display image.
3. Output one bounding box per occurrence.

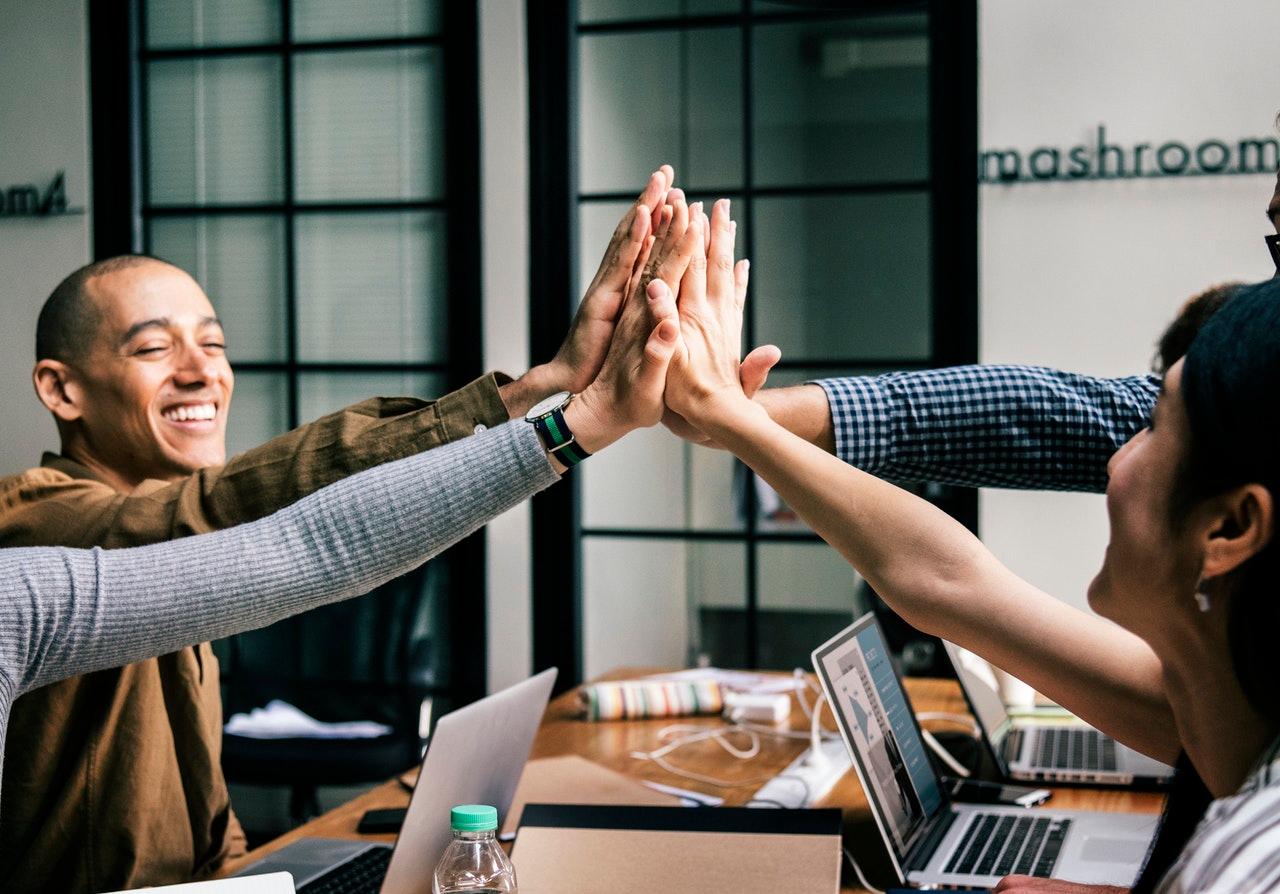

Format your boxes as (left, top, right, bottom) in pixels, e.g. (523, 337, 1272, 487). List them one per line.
(819, 622, 943, 856)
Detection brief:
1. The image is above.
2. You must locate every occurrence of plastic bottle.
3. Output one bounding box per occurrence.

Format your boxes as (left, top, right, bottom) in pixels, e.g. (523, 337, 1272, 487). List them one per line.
(431, 804, 517, 894)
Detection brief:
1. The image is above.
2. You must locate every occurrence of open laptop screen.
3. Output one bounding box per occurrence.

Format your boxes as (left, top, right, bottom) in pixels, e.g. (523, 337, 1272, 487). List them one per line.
(814, 616, 943, 860)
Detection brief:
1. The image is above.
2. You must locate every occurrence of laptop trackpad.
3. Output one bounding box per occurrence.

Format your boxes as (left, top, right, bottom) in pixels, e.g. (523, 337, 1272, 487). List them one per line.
(1079, 836, 1148, 865)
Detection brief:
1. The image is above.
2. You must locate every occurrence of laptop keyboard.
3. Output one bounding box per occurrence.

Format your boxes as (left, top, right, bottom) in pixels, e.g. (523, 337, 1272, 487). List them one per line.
(1033, 727, 1118, 772)
(298, 846, 393, 894)
(943, 813, 1071, 879)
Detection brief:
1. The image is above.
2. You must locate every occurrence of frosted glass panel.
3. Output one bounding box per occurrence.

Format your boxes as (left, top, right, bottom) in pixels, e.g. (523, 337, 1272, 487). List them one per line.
(753, 192, 930, 361)
(756, 541, 862, 669)
(579, 0, 737, 23)
(579, 29, 742, 193)
(583, 537, 745, 678)
(753, 17, 929, 187)
(226, 372, 290, 458)
(293, 48, 443, 201)
(582, 426, 740, 531)
(295, 212, 447, 363)
(293, 0, 439, 41)
(149, 215, 288, 363)
(299, 372, 445, 420)
(758, 542, 863, 613)
(148, 57, 283, 204)
(146, 0, 280, 48)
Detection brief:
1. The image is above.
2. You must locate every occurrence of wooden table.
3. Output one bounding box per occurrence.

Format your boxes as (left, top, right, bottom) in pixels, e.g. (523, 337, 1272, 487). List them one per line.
(221, 670, 1165, 892)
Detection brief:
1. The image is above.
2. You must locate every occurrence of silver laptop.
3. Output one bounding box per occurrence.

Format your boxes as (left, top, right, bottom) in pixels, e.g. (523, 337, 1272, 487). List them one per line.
(234, 668, 557, 894)
(942, 639, 1174, 787)
(813, 616, 1158, 889)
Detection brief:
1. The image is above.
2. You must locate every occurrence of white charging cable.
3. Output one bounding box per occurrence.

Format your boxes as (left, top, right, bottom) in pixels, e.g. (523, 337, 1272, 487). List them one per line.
(629, 723, 777, 788)
(915, 711, 981, 778)
(631, 670, 840, 788)
(844, 847, 885, 894)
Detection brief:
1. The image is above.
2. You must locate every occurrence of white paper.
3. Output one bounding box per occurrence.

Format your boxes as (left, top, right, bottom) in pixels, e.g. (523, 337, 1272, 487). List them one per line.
(224, 699, 392, 740)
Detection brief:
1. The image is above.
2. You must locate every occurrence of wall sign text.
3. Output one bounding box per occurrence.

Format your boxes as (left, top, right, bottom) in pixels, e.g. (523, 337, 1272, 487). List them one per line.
(0, 172, 79, 217)
(981, 126, 1279, 184)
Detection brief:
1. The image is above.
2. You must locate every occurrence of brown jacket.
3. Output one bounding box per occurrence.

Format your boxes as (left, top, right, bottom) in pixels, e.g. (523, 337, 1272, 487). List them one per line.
(0, 375, 510, 893)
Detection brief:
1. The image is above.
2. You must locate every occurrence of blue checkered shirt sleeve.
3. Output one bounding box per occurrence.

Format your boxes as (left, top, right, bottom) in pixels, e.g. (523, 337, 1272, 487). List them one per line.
(814, 365, 1159, 493)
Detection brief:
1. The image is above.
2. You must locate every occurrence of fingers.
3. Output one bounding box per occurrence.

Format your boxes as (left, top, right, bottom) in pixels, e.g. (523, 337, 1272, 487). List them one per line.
(654, 189, 682, 242)
(586, 168, 672, 294)
(677, 214, 708, 312)
(707, 198, 736, 305)
(739, 344, 781, 397)
(634, 314, 680, 413)
(734, 258, 750, 312)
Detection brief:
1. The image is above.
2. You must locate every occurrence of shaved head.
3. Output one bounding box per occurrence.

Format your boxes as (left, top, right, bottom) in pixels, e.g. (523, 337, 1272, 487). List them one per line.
(36, 255, 176, 364)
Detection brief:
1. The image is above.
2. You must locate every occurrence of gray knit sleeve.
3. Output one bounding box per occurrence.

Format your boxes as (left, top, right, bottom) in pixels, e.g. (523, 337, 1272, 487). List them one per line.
(0, 421, 558, 697)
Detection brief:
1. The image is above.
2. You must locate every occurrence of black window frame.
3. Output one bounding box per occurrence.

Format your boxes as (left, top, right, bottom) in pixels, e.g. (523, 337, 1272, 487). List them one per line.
(528, 0, 978, 688)
(88, 0, 489, 707)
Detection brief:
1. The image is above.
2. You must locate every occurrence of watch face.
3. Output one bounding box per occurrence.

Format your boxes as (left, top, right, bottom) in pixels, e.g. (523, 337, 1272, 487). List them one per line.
(526, 390, 573, 421)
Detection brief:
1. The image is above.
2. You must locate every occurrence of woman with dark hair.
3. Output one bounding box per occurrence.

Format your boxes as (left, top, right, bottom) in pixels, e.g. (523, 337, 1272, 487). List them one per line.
(665, 198, 1280, 891)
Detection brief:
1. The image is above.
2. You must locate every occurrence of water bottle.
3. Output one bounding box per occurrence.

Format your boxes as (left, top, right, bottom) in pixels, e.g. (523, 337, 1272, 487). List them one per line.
(432, 804, 517, 894)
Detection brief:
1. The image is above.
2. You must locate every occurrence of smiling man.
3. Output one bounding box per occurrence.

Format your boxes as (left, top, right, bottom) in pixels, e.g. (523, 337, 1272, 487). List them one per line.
(0, 167, 684, 894)
(32, 258, 234, 490)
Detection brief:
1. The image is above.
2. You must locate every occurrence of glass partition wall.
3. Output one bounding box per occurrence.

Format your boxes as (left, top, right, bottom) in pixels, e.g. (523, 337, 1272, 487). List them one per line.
(119, 0, 486, 705)
(531, 0, 978, 684)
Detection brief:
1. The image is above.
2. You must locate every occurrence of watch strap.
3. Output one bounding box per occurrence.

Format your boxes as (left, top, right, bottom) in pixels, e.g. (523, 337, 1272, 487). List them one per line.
(533, 405, 591, 467)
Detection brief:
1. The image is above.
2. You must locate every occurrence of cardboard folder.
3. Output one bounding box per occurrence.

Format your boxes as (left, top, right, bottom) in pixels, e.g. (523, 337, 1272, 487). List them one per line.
(500, 755, 681, 838)
(512, 804, 843, 893)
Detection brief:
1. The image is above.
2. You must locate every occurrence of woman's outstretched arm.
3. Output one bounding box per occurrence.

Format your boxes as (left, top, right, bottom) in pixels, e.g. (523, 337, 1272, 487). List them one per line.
(664, 200, 1179, 763)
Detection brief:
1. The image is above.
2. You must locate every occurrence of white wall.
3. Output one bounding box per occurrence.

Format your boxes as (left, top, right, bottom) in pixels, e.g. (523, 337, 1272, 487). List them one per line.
(0, 0, 90, 475)
(979, 0, 1278, 610)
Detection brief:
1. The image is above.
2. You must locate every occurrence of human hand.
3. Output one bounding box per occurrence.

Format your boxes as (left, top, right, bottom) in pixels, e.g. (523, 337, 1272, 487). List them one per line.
(507, 167, 674, 413)
(993, 877, 1128, 894)
(558, 190, 703, 459)
(662, 344, 781, 447)
(664, 199, 774, 430)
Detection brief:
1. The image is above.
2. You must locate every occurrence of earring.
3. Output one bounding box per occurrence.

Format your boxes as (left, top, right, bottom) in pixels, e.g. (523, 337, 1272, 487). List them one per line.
(1194, 591, 1212, 613)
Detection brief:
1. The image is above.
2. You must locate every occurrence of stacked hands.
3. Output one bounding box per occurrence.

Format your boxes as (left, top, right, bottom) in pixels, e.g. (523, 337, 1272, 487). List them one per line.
(531, 165, 782, 467)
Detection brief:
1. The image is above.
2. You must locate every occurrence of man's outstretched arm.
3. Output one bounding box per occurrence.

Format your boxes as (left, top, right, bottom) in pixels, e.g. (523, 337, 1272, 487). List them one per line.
(742, 365, 1159, 493)
(1, 169, 679, 549)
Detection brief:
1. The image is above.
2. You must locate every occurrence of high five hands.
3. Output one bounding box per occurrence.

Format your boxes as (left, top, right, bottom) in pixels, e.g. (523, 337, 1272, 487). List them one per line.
(547, 167, 780, 468)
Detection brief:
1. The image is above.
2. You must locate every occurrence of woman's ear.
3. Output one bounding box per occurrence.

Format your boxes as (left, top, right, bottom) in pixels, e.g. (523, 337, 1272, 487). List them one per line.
(33, 360, 84, 423)
(1201, 484, 1274, 580)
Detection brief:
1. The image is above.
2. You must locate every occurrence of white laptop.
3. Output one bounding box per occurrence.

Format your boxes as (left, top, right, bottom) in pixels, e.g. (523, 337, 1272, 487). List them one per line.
(813, 616, 1158, 889)
(234, 668, 557, 894)
(942, 639, 1174, 786)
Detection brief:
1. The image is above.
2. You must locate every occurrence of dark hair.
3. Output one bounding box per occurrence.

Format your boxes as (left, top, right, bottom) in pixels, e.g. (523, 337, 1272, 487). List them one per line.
(36, 254, 170, 363)
(1179, 277, 1280, 722)
(1153, 281, 1244, 374)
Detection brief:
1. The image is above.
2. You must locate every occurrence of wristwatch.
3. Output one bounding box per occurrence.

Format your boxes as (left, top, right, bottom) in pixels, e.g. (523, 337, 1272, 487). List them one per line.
(525, 390, 591, 468)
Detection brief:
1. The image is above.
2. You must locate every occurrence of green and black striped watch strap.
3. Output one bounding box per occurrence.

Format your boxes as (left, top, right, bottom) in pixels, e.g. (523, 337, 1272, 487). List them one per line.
(532, 404, 591, 467)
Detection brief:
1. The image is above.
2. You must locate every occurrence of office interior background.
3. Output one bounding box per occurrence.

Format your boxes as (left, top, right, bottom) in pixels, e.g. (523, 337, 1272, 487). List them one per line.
(1, 0, 1276, 833)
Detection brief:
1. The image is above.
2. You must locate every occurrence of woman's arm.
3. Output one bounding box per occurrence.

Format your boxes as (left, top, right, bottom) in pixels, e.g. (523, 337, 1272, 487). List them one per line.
(708, 405, 1176, 762)
(664, 200, 1179, 763)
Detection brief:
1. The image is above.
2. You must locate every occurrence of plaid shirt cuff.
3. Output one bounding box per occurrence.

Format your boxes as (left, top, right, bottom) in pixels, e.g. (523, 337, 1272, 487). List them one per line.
(813, 376, 891, 473)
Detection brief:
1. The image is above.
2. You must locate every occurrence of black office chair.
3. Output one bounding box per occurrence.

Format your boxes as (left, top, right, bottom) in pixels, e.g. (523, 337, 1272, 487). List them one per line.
(219, 563, 444, 829)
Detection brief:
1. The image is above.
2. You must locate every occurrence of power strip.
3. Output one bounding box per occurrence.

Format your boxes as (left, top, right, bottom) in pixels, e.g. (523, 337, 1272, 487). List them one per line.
(747, 738, 851, 808)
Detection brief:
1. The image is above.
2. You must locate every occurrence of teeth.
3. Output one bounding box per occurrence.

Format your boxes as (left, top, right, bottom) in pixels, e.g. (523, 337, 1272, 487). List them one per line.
(163, 404, 216, 423)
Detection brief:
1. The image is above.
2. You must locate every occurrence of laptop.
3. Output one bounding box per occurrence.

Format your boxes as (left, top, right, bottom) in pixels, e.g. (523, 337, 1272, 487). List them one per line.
(813, 616, 1158, 888)
(942, 639, 1174, 787)
(234, 668, 557, 894)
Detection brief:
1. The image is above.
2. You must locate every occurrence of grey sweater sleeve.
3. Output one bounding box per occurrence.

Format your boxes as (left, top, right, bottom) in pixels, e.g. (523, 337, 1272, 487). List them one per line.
(0, 420, 557, 701)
